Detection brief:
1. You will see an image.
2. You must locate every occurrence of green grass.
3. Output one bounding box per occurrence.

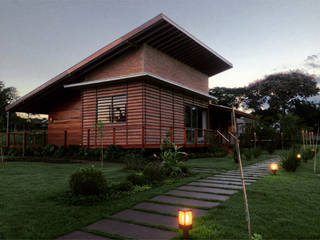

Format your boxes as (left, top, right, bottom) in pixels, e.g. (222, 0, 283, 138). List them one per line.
(0, 161, 207, 239)
(185, 152, 275, 170)
(180, 157, 320, 239)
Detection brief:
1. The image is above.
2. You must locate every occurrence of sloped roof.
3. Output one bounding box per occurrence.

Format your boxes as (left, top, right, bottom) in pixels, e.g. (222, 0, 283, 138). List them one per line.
(7, 13, 232, 113)
(209, 104, 259, 120)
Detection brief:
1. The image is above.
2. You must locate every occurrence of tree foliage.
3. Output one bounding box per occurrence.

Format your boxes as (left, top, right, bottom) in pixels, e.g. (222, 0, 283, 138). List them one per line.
(0, 81, 18, 129)
(246, 71, 319, 113)
(209, 87, 247, 108)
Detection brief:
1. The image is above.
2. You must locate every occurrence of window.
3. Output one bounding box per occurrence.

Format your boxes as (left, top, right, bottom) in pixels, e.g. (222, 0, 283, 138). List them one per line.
(185, 105, 207, 143)
(97, 95, 126, 123)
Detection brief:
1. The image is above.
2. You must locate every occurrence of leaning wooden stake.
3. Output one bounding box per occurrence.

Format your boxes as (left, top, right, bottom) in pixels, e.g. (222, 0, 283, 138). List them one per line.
(230, 107, 252, 240)
(314, 126, 319, 174)
(302, 130, 305, 150)
(1, 147, 4, 168)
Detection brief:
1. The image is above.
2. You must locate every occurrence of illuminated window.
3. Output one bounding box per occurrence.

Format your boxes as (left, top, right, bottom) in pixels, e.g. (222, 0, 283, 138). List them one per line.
(97, 95, 126, 123)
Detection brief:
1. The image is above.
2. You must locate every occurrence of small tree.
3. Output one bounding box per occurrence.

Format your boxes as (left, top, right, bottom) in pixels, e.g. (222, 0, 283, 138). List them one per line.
(95, 120, 105, 168)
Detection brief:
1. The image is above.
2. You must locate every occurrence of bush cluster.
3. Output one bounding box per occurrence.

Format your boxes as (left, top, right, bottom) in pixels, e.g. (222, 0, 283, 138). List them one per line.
(124, 152, 146, 170)
(281, 147, 301, 172)
(69, 166, 107, 196)
(302, 147, 314, 162)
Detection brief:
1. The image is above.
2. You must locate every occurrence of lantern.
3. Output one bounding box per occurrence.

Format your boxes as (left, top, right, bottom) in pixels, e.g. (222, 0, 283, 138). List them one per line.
(297, 153, 301, 159)
(178, 209, 193, 239)
(270, 162, 279, 175)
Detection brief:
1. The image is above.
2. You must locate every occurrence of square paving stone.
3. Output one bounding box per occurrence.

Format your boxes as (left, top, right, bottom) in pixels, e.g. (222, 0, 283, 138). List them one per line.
(197, 179, 250, 186)
(167, 190, 229, 201)
(208, 177, 256, 183)
(190, 181, 242, 190)
(86, 219, 176, 240)
(213, 175, 259, 180)
(151, 195, 219, 208)
(178, 185, 238, 195)
(112, 209, 177, 228)
(56, 230, 111, 240)
(133, 202, 208, 217)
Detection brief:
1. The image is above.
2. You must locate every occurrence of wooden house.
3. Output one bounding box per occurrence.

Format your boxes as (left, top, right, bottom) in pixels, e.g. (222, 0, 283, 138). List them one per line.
(6, 14, 255, 148)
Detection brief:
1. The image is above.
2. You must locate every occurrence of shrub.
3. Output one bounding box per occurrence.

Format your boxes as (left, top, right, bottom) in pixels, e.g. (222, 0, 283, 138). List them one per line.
(266, 142, 276, 154)
(126, 173, 147, 186)
(41, 144, 57, 156)
(302, 147, 314, 162)
(281, 147, 301, 172)
(104, 144, 124, 162)
(111, 181, 134, 192)
(124, 152, 146, 170)
(69, 166, 107, 196)
(54, 146, 68, 158)
(143, 162, 165, 182)
(252, 147, 262, 158)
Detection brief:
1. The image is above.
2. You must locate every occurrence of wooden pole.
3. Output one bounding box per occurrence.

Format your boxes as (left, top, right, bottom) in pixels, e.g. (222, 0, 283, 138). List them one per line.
(314, 126, 319, 174)
(22, 131, 26, 157)
(253, 132, 257, 148)
(231, 107, 252, 240)
(1, 147, 4, 168)
(302, 130, 305, 150)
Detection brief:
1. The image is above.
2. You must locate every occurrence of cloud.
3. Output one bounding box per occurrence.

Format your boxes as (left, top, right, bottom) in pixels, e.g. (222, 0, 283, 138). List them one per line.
(304, 53, 320, 69)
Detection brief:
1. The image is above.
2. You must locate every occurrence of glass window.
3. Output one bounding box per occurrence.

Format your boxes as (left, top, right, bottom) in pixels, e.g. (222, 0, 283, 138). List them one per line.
(97, 95, 126, 123)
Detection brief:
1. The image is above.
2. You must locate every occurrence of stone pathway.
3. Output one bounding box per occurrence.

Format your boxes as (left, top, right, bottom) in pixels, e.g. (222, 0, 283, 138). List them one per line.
(56, 159, 276, 240)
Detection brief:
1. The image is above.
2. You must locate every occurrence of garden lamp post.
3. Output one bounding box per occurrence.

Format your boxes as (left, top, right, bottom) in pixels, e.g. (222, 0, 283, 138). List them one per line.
(178, 209, 193, 239)
(270, 162, 279, 175)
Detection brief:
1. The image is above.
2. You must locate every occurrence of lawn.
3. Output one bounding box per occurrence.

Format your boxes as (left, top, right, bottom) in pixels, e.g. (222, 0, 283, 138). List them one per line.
(0, 161, 207, 239)
(185, 151, 277, 170)
(185, 157, 320, 239)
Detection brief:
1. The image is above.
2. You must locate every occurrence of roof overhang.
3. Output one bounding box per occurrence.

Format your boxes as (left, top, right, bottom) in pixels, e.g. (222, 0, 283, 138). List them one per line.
(64, 72, 217, 100)
(6, 13, 231, 113)
(209, 104, 259, 120)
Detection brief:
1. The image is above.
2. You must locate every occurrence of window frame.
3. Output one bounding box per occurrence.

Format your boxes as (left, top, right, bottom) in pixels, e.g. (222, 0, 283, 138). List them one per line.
(97, 94, 127, 124)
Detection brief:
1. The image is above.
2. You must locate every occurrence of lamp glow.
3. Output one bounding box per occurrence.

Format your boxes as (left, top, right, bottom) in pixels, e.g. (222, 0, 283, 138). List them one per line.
(270, 162, 279, 175)
(178, 209, 193, 239)
(297, 153, 301, 159)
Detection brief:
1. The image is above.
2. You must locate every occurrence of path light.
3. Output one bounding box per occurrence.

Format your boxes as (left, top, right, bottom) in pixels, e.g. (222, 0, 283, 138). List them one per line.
(270, 162, 279, 175)
(178, 209, 193, 239)
(297, 153, 302, 159)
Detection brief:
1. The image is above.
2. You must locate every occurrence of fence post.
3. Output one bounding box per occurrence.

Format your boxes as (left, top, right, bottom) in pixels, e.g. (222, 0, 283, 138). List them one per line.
(204, 129, 207, 145)
(170, 127, 173, 143)
(42, 131, 46, 146)
(87, 129, 90, 147)
(6, 132, 10, 148)
(64, 130, 67, 147)
(23, 131, 26, 157)
(141, 126, 145, 148)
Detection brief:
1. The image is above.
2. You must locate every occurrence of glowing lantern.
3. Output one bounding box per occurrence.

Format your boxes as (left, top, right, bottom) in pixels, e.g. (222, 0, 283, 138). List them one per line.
(297, 153, 302, 159)
(178, 209, 193, 239)
(270, 162, 279, 175)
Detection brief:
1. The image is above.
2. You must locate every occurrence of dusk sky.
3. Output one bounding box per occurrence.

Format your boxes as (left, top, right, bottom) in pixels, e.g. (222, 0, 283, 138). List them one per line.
(1, 0, 319, 98)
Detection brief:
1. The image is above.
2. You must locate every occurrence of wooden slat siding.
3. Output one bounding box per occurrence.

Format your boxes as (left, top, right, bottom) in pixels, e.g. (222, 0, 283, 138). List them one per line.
(82, 80, 143, 147)
(144, 82, 209, 146)
(48, 93, 82, 145)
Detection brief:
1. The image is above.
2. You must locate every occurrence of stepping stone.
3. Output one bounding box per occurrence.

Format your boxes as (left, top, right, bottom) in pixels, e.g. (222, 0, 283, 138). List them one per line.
(208, 177, 256, 183)
(56, 230, 111, 240)
(113, 209, 177, 228)
(151, 195, 219, 208)
(167, 190, 229, 201)
(87, 219, 176, 240)
(192, 168, 216, 172)
(198, 179, 250, 186)
(213, 174, 259, 180)
(189, 181, 242, 190)
(178, 185, 237, 195)
(133, 202, 208, 217)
